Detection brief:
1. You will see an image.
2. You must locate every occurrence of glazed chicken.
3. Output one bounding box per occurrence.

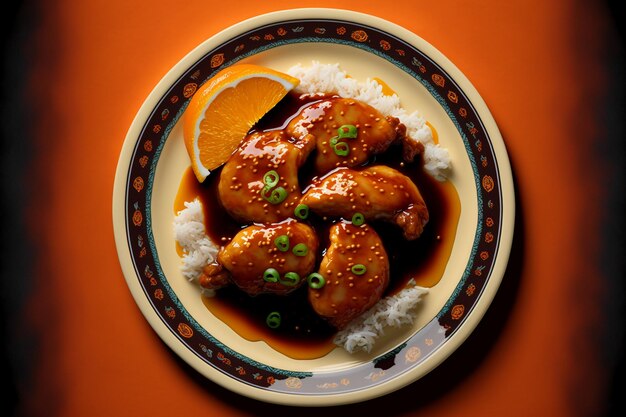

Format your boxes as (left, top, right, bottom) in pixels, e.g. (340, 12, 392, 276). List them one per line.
(199, 220, 319, 296)
(218, 130, 314, 224)
(285, 97, 422, 174)
(301, 165, 429, 240)
(308, 221, 389, 328)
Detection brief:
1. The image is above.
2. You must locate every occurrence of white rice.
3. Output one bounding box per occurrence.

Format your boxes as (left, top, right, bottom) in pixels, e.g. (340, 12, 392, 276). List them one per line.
(334, 280, 428, 353)
(175, 62, 442, 353)
(173, 199, 219, 283)
(287, 61, 451, 181)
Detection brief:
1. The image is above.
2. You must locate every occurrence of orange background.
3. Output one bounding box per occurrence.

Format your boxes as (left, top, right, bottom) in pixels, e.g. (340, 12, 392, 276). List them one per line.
(3, 0, 624, 416)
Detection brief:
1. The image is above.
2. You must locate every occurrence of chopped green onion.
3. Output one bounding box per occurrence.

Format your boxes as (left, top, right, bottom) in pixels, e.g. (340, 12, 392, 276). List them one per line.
(280, 271, 300, 287)
(337, 124, 358, 139)
(274, 235, 290, 252)
(351, 212, 365, 226)
(307, 273, 326, 289)
(262, 186, 288, 204)
(294, 203, 309, 220)
(263, 170, 279, 188)
(332, 141, 350, 157)
(266, 311, 281, 329)
(263, 268, 280, 283)
(351, 264, 367, 275)
(261, 185, 272, 200)
(329, 136, 338, 146)
(292, 243, 308, 257)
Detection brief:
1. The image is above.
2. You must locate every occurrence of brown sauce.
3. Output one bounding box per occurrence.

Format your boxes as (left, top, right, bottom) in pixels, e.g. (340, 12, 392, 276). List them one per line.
(174, 92, 461, 359)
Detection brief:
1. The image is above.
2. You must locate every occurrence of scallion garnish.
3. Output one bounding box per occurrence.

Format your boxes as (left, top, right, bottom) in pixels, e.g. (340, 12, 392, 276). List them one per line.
(292, 243, 308, 257)
(351, 264, 367, 275)
(262, 185, 288, 204)
(337, 124, 358, 139)
(263, 268, 280, 282)
(280, 271, 300, 286)
(351, 212, 365, 226)
(274, 235, 290, 252)
(307, 273, 326, 289)
(332, 141, 350, 157)
(266, 311, 281, 329)
(263, 170, 279, 188)
(294, 203, 309, 220)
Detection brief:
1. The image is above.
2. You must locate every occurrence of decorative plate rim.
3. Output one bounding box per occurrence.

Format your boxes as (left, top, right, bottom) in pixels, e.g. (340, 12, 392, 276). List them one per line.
(112, 8, 515, 406)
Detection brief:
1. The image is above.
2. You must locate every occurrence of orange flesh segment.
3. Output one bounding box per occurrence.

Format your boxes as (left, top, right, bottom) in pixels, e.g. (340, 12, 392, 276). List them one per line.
(182, 64, 299, 182)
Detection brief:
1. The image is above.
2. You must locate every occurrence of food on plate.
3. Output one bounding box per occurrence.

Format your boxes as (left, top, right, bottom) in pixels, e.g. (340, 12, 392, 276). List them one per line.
(288, 61, 450, 181)
(200, 220, 319, 296)
(334, 280, 428, 353)
(175, 62, 455, 355)
(308, 221, 389, 328)
(183, 64, 300, 182)
(218, 130, 314, 224)
(301, 165, 429, 240)
(285, 97, 421, 173)
(173, 199, 219, 282)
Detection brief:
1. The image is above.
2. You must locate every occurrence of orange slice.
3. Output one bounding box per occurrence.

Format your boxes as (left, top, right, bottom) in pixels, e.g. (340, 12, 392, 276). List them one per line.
(183, 64, 300, 182)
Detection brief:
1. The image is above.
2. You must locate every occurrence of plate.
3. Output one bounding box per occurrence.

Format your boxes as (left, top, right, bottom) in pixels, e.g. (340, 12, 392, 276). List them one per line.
(113, 8, 514, 406)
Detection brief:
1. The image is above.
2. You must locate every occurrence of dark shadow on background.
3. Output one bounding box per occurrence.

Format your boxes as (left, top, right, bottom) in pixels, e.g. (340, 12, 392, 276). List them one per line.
(598, 1, 625, 417)
(1, 1, 39, 416)
(162, 140, 526, 415)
